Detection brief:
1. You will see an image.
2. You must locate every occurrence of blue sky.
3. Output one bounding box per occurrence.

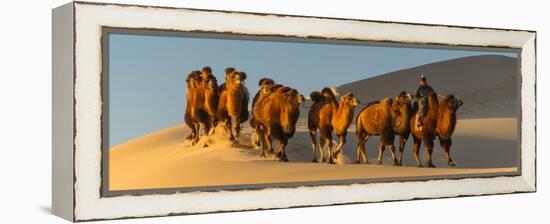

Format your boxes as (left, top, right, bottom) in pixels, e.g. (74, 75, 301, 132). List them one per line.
(107, 33, 517, 148)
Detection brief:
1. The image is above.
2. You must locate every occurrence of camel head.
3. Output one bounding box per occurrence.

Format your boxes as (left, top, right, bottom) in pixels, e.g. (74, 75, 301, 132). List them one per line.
(441, 94, 463, 112)
(226, 70, 247, 87)
(390, 91, 415, 118)
(281, 87, 305, 106)
(396, 91, 413, 103)
(258, 78, 275, 87)
(186, 70, 201, 90)
(340, 92, 360, 108)
(204, 76, 217, 90)
(321, 87, 337, 102)
(258, 78, 276, 95)
(201, 66, 213, 80)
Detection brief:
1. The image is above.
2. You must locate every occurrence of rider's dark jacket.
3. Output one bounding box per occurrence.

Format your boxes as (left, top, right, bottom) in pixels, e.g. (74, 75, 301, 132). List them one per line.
(414, 84, 435, 100)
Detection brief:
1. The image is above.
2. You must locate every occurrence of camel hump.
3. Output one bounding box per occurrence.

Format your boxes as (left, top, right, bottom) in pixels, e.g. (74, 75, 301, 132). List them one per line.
(365, 100, 380, 108)
(218, 83, 226, 93)
(310, 91, 324, 102)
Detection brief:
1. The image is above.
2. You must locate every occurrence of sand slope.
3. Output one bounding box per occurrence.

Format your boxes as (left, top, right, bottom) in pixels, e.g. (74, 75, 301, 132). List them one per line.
(336, 55, 518, 119)
(110, 118, 518, 191)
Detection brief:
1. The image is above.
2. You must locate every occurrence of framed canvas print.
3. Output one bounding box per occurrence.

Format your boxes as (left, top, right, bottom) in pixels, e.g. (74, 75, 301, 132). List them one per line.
(52, 1, 537, 222)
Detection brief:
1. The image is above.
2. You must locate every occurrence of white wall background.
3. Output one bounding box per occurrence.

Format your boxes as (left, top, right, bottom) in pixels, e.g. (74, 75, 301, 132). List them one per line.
(0, 0, 547, 223)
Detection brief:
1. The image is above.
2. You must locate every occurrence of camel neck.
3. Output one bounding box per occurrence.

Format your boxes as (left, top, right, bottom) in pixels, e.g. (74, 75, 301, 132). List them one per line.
(333, 102, 355, 131)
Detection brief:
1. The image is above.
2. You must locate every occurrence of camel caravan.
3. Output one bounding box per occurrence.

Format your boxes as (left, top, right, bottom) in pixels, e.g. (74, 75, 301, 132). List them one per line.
(185, 67, 463, 167)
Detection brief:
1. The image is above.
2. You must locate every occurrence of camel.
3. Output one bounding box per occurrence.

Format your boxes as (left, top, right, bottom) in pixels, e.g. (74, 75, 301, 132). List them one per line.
(250, 78, 276, 148)
(217, 68, 250, 144)
(253, 86, 305, 161)
(184, 71, 201, 141)
(184, 70, 211, 146)
(410, 93, 462, 167)
(200, 66, 219, 139)
(391, 91, 414, 165)
(308, 88, 360, 164)
(355, 92, 413, 165)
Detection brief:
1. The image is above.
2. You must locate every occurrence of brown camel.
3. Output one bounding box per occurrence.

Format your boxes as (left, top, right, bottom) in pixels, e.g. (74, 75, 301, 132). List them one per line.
(355, 98, 396, 165)
(184, 71, 201, 141)
(391, 91, 414, 165)
(410, 93, 463, 167)
(250, 78, 276, 148)
(184, 70, 211, 146)
(331, 93, 360, 161)
(200, 66, 219, 139)
(217, 68, 250, 144)
(308, 88, 360, 164)
(253, 86, 305, 161)
(354, 92, 412, 165)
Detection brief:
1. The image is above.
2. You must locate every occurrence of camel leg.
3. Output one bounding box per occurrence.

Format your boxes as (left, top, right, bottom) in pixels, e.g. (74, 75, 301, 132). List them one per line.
(376, 142, 386, 165)
(413, 135, 423, 167)
(327, 136, 335, 164)
(440, 138, 456, 167)
(222, 119, 234, 142)
(362, 135, 370, 164)
(355, 133, 369, 164)
(230, 116, 240, 143)
(264, 130, 274, 156)
(319, 135, 326, 163)
(425, 137, 435, 168)
(191, 122, 200, 146)
(397, 135, 407, 166)
(355, 132, 364, 164)
(185, 133, 194, 141)
(333, 134, 346, 161)
(279, 139, 289, 162)
(202, 122, 211, 148)
(389, 145, 398, 166)
(209, 116, 217, 135)
(186, 126, 196, 142)
(309, 130, 318, 163)
(256, 127, 266, 157)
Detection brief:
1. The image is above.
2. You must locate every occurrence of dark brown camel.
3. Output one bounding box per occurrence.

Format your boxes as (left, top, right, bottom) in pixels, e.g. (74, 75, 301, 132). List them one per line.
(308, 88, 360, 164)
(253, 86, 304, 161)
(217, 68, 250, 144)
(410, 93, 463, 167)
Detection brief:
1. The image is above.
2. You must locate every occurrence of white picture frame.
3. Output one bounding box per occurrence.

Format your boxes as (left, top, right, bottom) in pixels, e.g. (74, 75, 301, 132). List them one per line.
(52, 1, 536, 221)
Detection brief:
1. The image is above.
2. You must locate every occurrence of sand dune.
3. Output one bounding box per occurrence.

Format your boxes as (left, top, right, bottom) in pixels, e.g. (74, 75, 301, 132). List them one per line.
(109, 118, 518, 191)
(336, 55, 519, 119)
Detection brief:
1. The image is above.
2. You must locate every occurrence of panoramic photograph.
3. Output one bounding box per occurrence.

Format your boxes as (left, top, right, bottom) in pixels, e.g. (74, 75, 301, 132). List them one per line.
(104, 31, 520, 192)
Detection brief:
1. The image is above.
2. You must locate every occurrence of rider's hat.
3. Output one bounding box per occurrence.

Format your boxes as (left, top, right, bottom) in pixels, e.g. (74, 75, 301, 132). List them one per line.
(420, 73, 427, 81)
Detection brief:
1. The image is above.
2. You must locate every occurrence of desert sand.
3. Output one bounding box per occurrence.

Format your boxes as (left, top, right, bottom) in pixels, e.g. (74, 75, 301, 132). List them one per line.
(109, 118, 518, 191)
